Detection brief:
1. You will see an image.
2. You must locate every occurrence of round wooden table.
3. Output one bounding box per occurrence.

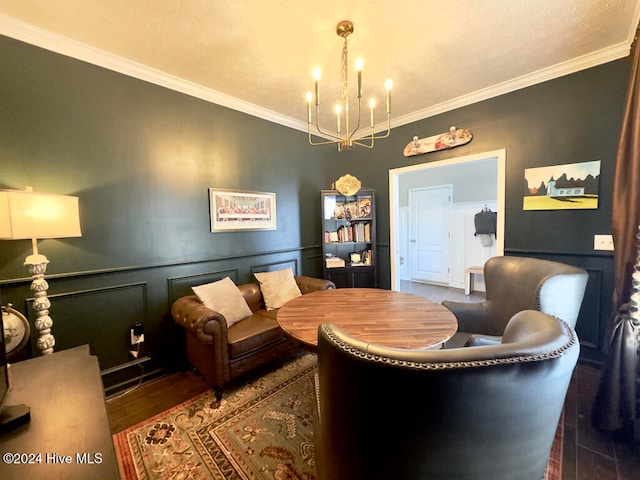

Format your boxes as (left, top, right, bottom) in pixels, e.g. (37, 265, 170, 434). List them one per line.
(277, 288, 458, 350)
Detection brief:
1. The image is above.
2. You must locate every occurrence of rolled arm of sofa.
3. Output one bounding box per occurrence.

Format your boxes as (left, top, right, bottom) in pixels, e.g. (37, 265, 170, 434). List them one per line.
(295, 275, 336, 294)
(171, 295, 229, 345)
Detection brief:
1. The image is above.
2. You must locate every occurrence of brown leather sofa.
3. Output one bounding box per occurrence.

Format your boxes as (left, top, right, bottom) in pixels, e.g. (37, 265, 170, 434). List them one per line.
(314, 310, 579, 480)
(172, 275, 335, 400)
(442, 255, 588, 347)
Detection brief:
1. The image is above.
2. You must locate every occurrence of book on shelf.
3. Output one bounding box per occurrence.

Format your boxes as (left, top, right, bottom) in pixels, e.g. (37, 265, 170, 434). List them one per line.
(337, 225, 351, 242)
(325, 257, 345, 268)
(325, 231, 339, 243)
(357, 196, 372, 218)
(324, 223, 372, 244)
(353, 223, 362, 242)
(352, 222, 371, 242)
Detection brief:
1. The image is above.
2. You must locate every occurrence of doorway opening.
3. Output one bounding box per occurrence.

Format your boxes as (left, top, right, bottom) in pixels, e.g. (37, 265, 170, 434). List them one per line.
(389, 149, 506, 292)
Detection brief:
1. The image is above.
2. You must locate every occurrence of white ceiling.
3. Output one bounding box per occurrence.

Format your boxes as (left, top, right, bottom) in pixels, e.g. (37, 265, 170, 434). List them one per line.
(1, 0, 639, 136)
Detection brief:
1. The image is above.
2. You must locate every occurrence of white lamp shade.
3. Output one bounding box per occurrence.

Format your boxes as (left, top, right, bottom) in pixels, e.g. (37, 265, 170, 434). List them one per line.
(0, 190, 81, 240)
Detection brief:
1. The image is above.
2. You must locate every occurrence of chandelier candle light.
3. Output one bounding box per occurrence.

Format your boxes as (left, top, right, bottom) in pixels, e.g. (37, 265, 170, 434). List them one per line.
(307, 20, 392, 151)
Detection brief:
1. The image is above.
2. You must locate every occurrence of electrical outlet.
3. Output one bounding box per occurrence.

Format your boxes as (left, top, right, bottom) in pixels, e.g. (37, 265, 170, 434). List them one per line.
(130, 322, 144, 345)
(130, 329, 144, 345)
(593, 234, 614, 251)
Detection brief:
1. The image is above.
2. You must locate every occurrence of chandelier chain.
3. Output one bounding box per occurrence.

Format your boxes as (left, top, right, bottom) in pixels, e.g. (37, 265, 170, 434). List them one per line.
(340, 36, 349, 107)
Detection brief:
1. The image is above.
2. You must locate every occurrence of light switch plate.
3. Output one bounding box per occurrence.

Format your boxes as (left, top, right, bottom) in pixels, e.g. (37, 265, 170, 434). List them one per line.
(594, 234, 614, 251)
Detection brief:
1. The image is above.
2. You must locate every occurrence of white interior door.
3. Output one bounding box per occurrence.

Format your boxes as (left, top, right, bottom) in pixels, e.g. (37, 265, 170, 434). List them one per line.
(398, 207, 410, 280)
(409, 186, 452, 284)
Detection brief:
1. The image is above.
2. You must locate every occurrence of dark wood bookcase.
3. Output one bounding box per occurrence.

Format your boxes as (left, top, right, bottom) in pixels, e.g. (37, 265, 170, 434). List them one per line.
(321, 189, 377, 288)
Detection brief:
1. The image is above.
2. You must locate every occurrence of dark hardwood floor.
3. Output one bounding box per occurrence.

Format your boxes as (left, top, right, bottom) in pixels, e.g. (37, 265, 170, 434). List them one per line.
(106, 280, 640, 480)
(563, 362, 640, 480)
(400, 278, 488, 303)
(107, 368, 210, 434)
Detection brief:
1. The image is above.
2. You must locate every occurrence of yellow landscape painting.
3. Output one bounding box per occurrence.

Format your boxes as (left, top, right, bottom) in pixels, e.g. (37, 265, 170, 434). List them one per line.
(523, 160, 600, 211)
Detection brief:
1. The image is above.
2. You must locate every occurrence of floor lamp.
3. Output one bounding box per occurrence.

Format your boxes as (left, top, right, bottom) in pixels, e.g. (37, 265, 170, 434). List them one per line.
(0, 188, 81, 355)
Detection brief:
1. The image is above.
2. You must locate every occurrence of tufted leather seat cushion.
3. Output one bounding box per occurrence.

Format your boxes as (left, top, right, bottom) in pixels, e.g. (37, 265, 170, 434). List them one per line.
(227, 310, 285, 359)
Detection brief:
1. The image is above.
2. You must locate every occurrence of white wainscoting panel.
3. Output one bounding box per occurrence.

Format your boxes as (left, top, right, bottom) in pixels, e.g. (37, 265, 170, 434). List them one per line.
(451, 201, 498, 290)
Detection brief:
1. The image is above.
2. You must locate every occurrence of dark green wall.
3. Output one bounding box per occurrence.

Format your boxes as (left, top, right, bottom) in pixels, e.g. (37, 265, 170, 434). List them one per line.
(0, 35, 338, 390)
(0, 34, 629, 387)
(0, 35, 336, 272)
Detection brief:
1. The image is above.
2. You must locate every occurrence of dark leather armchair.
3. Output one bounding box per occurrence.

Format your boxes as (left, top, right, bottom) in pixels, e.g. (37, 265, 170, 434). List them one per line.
(442, 255, 588, 346)
(172, 275, 334, 400)
(314, 310, 579, 480)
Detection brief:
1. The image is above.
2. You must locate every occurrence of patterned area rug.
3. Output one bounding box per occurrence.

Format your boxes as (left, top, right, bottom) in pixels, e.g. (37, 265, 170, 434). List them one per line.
(114, 351, 562, 480)
(114, 351, 318, 479)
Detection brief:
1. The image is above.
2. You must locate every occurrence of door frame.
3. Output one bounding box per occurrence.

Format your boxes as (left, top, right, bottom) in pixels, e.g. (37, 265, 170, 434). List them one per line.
(389, 149, 506, 291)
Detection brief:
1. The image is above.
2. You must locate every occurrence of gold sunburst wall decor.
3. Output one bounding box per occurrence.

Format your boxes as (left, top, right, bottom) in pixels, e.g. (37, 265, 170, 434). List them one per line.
(334, 174, 361, 196)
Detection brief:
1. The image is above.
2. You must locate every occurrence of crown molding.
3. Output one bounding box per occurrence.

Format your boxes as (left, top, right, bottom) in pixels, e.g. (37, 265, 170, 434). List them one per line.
(0, 15, 302, 131)
(0, 14, 633, 134)
(391, 42, 631, 129)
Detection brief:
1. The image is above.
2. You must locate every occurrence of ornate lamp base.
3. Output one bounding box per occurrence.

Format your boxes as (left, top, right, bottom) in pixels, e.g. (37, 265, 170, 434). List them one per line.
(24, 253, 55, 355)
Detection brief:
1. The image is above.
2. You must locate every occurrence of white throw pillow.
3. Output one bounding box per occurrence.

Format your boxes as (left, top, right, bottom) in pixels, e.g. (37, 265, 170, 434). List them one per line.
(254, 267, 302, 310)
(192, 277, 252, 327)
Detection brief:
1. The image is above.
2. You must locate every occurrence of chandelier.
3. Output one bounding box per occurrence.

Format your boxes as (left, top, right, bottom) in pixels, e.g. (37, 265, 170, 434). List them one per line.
(306, 20, 392, 151)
